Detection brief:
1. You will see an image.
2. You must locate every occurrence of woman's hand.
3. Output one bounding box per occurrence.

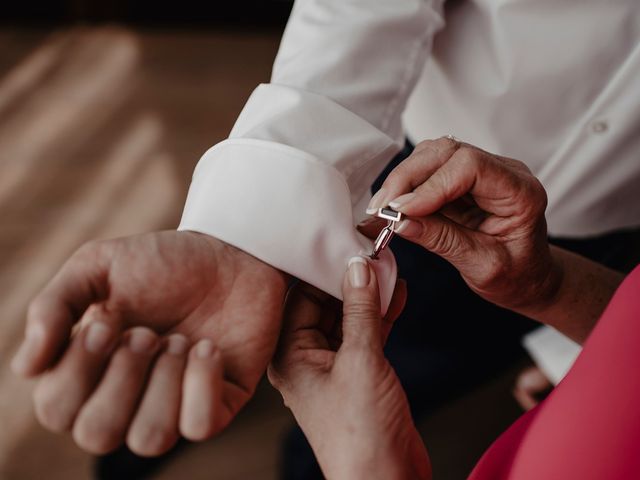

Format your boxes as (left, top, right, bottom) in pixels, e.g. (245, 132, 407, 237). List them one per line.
(362, 137, 623, 343)
(268, 257, 431, 480)
(362, 137, 558, 317)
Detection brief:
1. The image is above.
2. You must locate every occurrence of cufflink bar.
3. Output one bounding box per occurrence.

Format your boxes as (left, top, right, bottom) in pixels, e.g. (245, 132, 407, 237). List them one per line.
(376, 207, 402, 223)
(369, 207, 402, 259)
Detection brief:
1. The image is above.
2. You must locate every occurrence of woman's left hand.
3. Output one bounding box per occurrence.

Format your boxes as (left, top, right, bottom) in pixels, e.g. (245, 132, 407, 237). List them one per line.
(268, 257, 431, 480)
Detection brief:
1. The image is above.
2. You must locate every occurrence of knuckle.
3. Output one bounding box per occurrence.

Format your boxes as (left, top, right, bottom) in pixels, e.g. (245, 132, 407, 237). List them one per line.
(343, 298, 379, 321)
(455, 146, 481, 170)
(383, 168, 403, 188)
(75, 239, 103, 259)
(74, 238, 115, 266)
(512, 158, 531, 173)
(26, 298, 49, 327)
(531, 178, 548, 211)
(426, 223, 465, 259)
(516, 176, 548, 218)
(416, 136, 456, 152)
(434, 135, 459, 150)
(482, 249, 510, 287)
(267, 366, 295, 409)
(414, 139, 436, 152)
(266, 365, 285, 390)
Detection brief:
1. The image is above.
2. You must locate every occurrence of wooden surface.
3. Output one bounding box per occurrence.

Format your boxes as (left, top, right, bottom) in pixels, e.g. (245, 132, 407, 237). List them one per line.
(0, 26, 523, 480)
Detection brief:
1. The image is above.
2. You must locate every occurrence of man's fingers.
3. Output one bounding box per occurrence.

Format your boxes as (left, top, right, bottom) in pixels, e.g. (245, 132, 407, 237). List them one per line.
(381, 279, 407, 345)
(367, 136, 459, 212)
(33, 306, 120, 433)
(275, 285, 333, 359)
(126, 334, 189, 457)
(513, 366, 553, 411)
(179, 339, 224, 441)
(356, 217, 387, 240)
(340, 257, 383, 350)
(72, 327, 160, 455)
(12, 241, 112, 377)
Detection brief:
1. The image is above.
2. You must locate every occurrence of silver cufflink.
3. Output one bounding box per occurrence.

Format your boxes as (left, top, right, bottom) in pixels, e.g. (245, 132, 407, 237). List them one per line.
(369, 207, 402, 260)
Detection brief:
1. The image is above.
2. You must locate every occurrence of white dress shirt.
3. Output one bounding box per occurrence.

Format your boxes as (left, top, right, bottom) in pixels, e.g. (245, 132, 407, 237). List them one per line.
(180, 0, 640, 311)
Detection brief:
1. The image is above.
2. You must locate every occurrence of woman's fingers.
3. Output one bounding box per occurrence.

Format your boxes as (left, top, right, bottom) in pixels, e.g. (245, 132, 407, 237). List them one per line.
(340, 257, 383, 351)
(179, 339, 224, 441)
(72, 327, 160, 455)
(395, 213, 479, 269)
(388, 146, 545, 222)
(126, 334, 189, 457)
(367, 136, 460, 212)
(11, 241, 113, 377)
(32, 306, 120, 432)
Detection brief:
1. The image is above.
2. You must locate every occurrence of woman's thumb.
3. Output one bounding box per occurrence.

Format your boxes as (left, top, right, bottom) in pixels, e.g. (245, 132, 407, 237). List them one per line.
(341, 256, 383, 351)
(395, 214, 474, 266)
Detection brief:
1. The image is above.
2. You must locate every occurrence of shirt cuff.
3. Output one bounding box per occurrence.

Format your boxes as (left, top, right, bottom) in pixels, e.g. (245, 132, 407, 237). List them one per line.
(178, 138, 397, 313)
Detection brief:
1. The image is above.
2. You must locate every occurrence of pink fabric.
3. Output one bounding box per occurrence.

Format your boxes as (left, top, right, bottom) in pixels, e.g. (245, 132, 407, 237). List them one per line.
(469, 264, 640, 479)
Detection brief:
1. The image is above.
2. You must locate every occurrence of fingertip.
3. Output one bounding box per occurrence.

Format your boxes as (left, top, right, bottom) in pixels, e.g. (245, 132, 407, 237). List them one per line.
(165, 333, 188, 355)
(346, 256, 379, 289)
(126, 327, 160, 355)
(190, 339, 220, 361)
(180, 340, 223, 441)
(346, 256, 369, 287)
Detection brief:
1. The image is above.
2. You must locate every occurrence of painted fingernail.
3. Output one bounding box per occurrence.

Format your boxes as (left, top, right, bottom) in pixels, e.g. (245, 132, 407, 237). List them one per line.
(128, 328, 157, 354)
(388, 193, 416, 209)
(394, 219, 422, 237)
(11, 324, 45, 374)
(167, 334, 189, 356)
(366, 188, 388, 213)
(348, 256, 370, 288)
(195, 339, 215, 359)
(84, 322, 113, 354)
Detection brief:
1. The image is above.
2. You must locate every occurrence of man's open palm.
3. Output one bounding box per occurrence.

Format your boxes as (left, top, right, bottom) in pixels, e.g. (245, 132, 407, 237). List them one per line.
(11, 231, 288, 455)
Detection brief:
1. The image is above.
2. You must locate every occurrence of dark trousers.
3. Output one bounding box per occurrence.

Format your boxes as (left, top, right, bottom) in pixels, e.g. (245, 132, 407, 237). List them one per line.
(280, 141, 640, 479)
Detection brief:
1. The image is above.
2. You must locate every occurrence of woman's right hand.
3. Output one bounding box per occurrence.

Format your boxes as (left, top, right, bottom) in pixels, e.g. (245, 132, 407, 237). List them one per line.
(361, 137, 560, 319)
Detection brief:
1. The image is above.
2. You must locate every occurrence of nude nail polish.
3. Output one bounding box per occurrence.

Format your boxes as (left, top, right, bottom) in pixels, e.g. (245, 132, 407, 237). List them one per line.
(348, 256, 370, 288)
(388, 193, 416, 209)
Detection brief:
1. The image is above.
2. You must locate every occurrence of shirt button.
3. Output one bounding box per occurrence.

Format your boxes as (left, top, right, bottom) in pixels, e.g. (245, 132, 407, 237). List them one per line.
(591, 120, 608, 133)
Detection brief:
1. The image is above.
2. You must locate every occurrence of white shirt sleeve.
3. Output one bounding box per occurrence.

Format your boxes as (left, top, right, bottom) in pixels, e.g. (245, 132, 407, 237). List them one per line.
(179, 0, 446, 312)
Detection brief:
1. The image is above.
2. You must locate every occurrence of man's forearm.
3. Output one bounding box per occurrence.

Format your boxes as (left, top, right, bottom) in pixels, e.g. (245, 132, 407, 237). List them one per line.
(521, 245, 624, 344)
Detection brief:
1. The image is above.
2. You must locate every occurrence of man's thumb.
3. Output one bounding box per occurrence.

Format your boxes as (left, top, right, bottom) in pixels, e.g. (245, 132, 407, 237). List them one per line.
(341, 257, 383, 351)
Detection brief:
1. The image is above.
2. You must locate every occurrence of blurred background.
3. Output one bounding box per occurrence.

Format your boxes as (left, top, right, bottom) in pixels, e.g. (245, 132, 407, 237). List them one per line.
(0, 2, 526, 479)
